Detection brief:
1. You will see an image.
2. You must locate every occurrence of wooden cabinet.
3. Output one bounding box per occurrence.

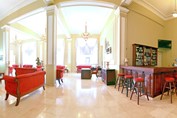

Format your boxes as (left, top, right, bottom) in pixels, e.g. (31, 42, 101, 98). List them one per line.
(132, 44, 157, 66)
(102, 69, 116, 85)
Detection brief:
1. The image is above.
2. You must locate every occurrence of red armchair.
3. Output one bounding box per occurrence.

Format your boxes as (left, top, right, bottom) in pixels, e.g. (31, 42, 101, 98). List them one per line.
(12, 64, 19, 68)
(56, 65, 65, 85)
(8, 64, 20, 75)
(8, 66, 13, 75)
(56, 65, 65, 70)
(36, 65, 43, 71)
(91, 66, 99, 78)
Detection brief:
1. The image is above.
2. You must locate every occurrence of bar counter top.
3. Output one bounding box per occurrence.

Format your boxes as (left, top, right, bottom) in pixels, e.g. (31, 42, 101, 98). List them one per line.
(120, 66, 177, 98)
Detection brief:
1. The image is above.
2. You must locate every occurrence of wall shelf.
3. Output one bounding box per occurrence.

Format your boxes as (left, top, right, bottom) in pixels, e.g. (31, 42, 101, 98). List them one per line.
(132, 44, 158, 66)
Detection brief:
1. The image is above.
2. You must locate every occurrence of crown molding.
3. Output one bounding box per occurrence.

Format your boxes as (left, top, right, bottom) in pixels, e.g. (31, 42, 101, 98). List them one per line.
(133, 0, 174, 21)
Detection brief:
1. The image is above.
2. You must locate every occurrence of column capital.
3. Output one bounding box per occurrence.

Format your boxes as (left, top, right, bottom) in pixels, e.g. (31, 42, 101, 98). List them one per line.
(1, 25, 10, 31)
(119, 6, 129, 14)
(46, 5, 58, 12)
(114, 6, 129, 16)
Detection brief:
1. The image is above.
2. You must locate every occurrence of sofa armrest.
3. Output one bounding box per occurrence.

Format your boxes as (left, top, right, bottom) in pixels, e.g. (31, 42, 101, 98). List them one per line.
(3, 75, 16, 83)
(3, 75, 18, 96)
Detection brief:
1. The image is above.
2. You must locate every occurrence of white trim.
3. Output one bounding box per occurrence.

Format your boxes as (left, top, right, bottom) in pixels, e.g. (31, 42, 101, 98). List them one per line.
(58, 1, 117, 9)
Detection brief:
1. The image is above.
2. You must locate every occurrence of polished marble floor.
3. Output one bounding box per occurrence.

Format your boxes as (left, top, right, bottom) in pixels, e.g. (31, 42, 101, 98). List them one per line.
(1, 73, 177, 118)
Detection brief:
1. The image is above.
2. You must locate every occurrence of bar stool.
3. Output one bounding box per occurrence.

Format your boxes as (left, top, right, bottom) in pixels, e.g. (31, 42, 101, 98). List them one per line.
(130, 77, 149, 105)
(160, 77, 177, 103)
(115, 73, 124, 91)
(121, 75, 133, 97)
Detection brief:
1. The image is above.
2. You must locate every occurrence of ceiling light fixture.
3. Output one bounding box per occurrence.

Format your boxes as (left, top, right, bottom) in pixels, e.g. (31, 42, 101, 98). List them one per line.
(173, 0, 177, 17)
(82, 22, 90, 41)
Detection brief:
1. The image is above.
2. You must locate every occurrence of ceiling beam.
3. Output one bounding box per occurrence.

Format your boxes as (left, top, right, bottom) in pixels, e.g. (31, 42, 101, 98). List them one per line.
(10, 23, 41, 39)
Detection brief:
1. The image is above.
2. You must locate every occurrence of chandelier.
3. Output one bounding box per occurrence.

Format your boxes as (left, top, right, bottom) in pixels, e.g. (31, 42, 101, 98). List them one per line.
(82, 22, 90, 40)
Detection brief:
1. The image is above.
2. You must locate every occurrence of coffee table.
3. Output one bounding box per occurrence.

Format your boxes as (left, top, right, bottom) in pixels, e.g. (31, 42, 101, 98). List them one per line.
(81, 68, 92, 79)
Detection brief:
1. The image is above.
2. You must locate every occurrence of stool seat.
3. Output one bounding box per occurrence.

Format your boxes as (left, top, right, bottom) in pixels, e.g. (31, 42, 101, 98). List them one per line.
(160, 77, 177, 103)
(115, 73, 125, 90)
(118, 73, 124, 76)
(165, 77, 174, 82)
(130, 77, 149, 105)
(124, 75, 133, 79)
(121, 74, 133, 97)
(135, 77, 144, 82)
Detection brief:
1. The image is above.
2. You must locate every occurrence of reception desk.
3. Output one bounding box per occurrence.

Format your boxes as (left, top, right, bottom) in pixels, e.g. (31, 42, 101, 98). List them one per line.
(121, 66, 177, 98)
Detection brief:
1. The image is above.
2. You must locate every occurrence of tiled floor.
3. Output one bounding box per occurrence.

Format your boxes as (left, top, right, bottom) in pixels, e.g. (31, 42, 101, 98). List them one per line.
(1, 73, 177, 118)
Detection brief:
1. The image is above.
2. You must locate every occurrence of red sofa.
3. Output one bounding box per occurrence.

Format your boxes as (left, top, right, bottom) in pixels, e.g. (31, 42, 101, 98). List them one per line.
(56, 65, 65, 85)
(3, 71, 46, 106)
(23, 64, 33, 68)
(14, 67, 37, 76)
(76, 65, 91, 73)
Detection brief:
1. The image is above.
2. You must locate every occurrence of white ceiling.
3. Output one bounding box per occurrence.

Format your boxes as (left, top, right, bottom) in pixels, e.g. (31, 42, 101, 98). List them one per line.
(60, 6, 114, 35)
(17, 11, 46, 36)
(0, 0, 177, 38)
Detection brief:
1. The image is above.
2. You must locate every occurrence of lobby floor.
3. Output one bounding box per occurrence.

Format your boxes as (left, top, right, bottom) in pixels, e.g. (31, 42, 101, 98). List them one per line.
(1, 73, 177, 118)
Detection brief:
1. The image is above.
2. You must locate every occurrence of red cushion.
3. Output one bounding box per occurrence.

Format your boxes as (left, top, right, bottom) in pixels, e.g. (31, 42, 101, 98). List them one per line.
(124, 75, 133, 79)
(118, 73, 124, 76)
(165, 77, 175, 82)
(135, 77, 144, 82)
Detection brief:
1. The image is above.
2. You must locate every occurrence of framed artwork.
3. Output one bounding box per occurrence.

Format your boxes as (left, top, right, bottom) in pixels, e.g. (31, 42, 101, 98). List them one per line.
(105, 39, 112, 54)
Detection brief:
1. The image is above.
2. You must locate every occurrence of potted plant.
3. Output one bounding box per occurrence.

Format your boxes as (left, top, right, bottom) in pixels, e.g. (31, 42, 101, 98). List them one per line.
(36, 57, 41, 66)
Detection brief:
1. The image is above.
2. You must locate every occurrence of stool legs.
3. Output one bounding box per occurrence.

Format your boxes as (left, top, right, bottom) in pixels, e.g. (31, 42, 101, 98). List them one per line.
(121, 78, 133, 97)
(115, 77, 118, 88)
(117, 77, 124, 91)
(160, 81, 176, 103)
(115, 75, 124, 91)
(130, 81, 149, 105)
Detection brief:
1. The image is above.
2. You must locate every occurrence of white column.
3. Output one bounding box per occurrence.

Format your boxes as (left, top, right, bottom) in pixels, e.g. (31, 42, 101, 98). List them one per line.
(113, 6, 129, 70)
(46, 5, 58, 86)
(2, 25, 10, 74)
(118, 7, 129, 67)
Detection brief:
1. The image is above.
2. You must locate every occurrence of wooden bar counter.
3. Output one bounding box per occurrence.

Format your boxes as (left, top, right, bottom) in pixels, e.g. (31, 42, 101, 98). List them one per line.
(121, 66, 177, 98)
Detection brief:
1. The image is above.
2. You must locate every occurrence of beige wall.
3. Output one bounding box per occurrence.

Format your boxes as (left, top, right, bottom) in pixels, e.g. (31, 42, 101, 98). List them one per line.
(100, 11, 115, 68)
(126, 2, 165, 66)
(164, 19, 177, 66)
